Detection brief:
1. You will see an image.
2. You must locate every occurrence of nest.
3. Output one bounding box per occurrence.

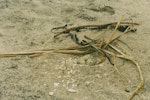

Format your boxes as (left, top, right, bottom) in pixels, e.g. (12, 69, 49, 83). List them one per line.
(0, 18, 144, 100)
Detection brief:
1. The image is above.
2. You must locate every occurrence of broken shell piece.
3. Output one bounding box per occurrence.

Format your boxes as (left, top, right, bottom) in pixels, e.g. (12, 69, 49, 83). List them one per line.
(54, 82, 60, 87)
(49, 92, 54, 96)
(67, 88, 77, 93)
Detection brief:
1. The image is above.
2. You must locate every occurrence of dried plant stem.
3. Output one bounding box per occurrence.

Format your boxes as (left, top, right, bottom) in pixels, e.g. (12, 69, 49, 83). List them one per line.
(117, 55, 144, 100)
(108, 16, 124, 43)
(103, 48, 144, 100)
(112, 55, 129, 89)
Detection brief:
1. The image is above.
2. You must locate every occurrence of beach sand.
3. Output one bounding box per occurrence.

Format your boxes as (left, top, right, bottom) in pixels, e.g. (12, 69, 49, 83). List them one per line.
(0, 0, 150, 100)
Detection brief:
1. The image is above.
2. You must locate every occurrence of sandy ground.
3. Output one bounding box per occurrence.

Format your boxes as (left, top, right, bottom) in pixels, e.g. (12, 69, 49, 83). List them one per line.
(0, 0, 150, 100)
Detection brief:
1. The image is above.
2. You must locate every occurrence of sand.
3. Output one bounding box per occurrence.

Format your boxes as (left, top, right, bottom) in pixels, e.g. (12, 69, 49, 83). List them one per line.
(0, 0, 150, 100)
